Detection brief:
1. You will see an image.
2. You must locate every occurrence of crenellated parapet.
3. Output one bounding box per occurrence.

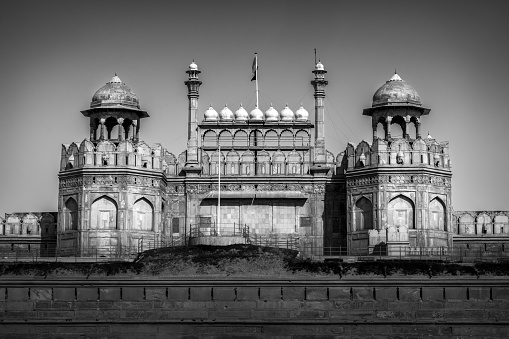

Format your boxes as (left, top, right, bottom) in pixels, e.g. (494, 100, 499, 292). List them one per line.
(60, 139, 180, 177)
(345, 137, 451, 171)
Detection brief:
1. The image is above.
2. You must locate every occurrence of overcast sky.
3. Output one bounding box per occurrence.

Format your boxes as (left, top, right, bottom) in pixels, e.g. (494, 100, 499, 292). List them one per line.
(0, 0, 508, 216)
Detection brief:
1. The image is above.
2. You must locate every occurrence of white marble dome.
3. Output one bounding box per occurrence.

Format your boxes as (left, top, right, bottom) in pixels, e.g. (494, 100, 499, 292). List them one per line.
(265, 104, 279, 121)
(235, 104, 249, 121)
(315, 61, 324, 71)
(249, 106, 264, 121)
(219, 105, 234, 121)
(189, 61, 198, 70)
(280, 104, 294, 121)
(204, 105, 218, 121)
(295, 105, 309, 122)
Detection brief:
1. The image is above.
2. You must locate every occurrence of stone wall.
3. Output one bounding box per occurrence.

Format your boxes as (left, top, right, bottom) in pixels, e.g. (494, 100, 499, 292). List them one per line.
(1, 278, 509, 338)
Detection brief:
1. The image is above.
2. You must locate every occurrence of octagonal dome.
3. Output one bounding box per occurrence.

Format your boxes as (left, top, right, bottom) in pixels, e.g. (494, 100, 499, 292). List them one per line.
(91, 75, 140, 109)
(372, 73, 421, 107)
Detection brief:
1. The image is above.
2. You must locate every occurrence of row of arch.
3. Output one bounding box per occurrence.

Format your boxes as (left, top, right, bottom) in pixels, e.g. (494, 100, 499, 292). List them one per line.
(90, 116, 139, 142)
(200, 149, 336, 176)
(373, 114, 422, 140)
(455, 213, 509, 235)
(353, 195, 446, 232)
(202, 129, 311, 148)
(62, 196, 154, 232)
(347, 138, 450, 169)
(0, 213, 56, 236)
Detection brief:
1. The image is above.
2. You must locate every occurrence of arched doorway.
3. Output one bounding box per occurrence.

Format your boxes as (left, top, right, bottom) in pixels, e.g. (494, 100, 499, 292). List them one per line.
(429, 198, 446, 231)
(133, 198, 154, 231)
(90, 196, 117, 230)
(64, 198, 78, 231)
(354, 197, 373, 231)
(388, 195, 414, 229)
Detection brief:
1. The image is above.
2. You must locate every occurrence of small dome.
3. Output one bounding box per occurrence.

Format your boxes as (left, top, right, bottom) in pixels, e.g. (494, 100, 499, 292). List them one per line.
(235, 104, 249, 121)
(204, 105, 219, 121)
(189, 61, 198, 70)
(372, 73, 421, 107)
(265, 104, 279, 121)
(295, 105, 309, 122)
(315, 61, 324, 71)
(91, 74, 140, 109)
(249, 106, 264, 121)
(219, 105, 234, 121)
(280, 104, 294, 121)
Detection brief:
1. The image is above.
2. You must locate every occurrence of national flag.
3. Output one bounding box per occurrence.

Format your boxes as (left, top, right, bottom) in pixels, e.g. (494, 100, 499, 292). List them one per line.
(251, 54, 257, 81)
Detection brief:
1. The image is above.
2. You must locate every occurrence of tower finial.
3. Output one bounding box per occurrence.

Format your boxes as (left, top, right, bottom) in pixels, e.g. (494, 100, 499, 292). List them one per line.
(394, 68, 397, 74)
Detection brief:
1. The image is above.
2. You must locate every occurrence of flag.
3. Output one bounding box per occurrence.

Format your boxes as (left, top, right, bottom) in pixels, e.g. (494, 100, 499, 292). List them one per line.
(251, 54, 257, 81)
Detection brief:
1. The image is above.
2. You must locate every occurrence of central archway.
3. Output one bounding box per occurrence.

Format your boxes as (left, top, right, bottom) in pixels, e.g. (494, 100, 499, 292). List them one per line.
(388, 195, 415, 229)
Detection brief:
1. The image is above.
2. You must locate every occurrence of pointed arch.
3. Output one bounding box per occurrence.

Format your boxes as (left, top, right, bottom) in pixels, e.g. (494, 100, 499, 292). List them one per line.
(64, 197, 79, 231)
(458, 213, 475, 234)
(249, 130, 263, 147)
(240, 150, 255, 175)
(22, 213, 39, 235)
(133, 197, 154, 231)
(476, 213, 492, 234)
(279, 130, 294, 147)
(257, 150, 271, 175)
(388, 195, 415, 229)
(264, 130, 278, 147)
(218, 130, 233, 147)
(295, 130, 310, 146)
(429, 197, 446, 231)
(494, 215, 509, 234)
(233, 130, 248, 148)
(90, 195, 118, 230)
(354, 196, 373, 231)
(203, 130, 217, 147)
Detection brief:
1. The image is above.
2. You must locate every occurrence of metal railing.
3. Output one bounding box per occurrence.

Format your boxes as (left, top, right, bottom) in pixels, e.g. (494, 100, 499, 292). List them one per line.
(299, 243, 509, 262)
(190, 223, 250, 238)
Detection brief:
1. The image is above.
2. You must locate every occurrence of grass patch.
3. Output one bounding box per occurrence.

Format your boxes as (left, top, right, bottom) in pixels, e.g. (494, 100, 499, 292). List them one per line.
(0, 244, 508, 278)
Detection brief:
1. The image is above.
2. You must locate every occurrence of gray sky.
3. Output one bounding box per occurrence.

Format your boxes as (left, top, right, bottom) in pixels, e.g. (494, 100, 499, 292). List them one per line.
(1, 0, 508, 215)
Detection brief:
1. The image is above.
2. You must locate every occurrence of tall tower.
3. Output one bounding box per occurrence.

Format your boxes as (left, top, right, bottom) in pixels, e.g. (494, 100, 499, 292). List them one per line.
(310, 61, 328, 174)
(58, 75, 165, 256)
(184, 61, 202, 176)
(345, 72, 453, 255)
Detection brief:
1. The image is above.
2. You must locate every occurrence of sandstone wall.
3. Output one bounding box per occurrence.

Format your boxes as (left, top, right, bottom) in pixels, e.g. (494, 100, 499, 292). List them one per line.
(1, 279, 508, 338)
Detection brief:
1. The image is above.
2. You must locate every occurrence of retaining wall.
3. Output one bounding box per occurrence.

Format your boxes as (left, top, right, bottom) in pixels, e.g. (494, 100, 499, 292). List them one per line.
(0, 278, 509, 338)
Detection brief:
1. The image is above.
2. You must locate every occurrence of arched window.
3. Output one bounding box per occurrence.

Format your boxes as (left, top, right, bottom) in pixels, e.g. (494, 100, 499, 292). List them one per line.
(280, 130, 294, 147)
(295, 130, 310, 146)
(459, 214, 475, 234)
(133, 198, 154, 231)
(388, 195, 414, 229)
(90, 196, 117, 230)
(233, 130, 248, 148)
(495, 215, 509, 234)
(429, 198, 446, 231)
(203, 130, 217, 147)
(476, 213, 492, 234)
(354, 197, 373, 231)
(64, 198, 78, 231)
(219, 130, 233, 148)
(264, 130, 278, 147)
(249, 130, 263, 147)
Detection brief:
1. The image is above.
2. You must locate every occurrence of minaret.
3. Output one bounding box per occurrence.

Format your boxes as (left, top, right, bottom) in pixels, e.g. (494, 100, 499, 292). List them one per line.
(184, 60, 202, 173)
(311, 60, 328, 168)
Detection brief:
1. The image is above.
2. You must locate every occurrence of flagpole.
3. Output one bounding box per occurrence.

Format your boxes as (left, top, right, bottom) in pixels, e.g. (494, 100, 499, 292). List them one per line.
(255, 53, 259, 108)
(217, 142, 221, 236)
